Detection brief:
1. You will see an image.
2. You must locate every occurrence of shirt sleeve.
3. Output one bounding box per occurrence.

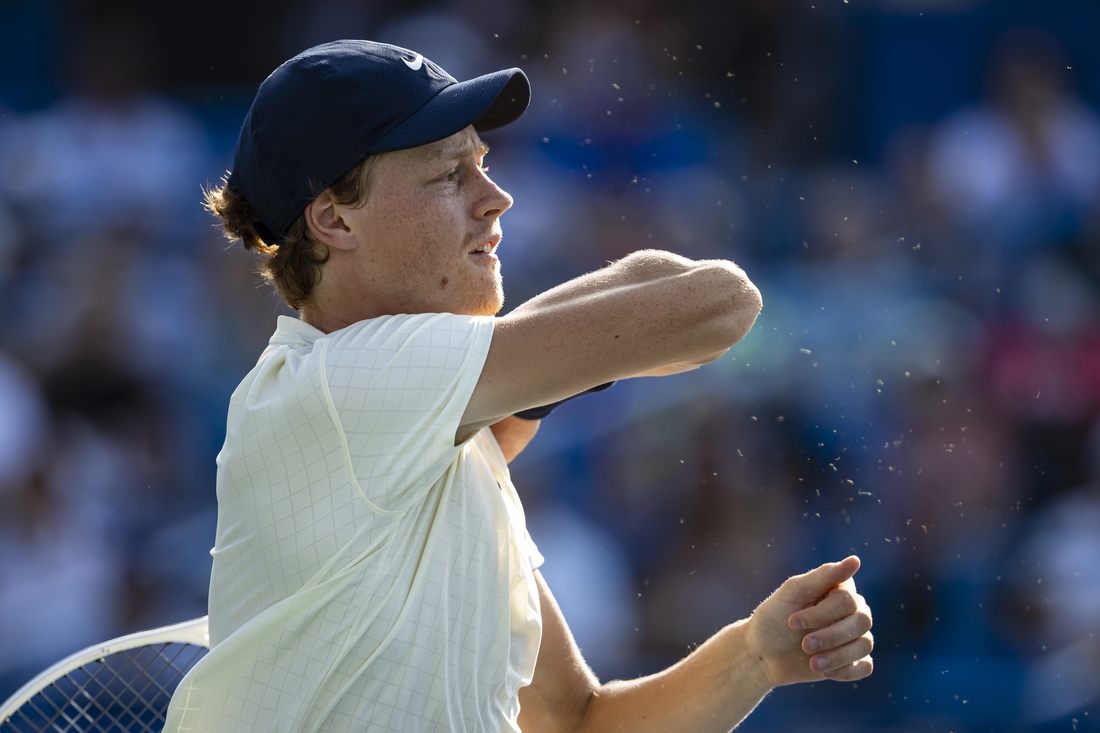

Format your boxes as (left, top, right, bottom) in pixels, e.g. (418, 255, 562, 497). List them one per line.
(320, 313, 494, 511)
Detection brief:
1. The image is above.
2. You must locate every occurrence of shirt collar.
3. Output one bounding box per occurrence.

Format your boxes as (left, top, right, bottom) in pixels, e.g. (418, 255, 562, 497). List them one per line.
(268, 315, 326, 347)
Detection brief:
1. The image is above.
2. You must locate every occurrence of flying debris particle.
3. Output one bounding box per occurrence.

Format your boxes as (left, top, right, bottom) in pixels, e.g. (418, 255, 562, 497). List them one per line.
(800, 348, 812, 354)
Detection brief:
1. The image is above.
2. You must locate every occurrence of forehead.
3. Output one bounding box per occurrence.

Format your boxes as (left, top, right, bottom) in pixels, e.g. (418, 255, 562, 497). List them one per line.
(418, 127, 488, 163)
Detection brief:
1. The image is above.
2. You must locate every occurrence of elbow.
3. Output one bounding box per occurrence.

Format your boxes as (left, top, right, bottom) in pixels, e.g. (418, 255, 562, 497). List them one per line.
(729, 275, 763, 345)
(700, 261, 763, 349)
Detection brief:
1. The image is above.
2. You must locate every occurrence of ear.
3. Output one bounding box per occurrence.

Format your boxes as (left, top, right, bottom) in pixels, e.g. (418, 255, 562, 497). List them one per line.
(305, 192, 357, 251)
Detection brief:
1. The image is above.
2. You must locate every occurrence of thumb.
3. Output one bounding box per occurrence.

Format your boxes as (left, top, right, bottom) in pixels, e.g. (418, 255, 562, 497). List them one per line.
(778, 556, 860, 605)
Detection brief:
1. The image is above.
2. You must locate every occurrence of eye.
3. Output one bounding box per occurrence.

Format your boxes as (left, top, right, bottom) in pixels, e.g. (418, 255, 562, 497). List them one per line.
(442, 167, 460, 182)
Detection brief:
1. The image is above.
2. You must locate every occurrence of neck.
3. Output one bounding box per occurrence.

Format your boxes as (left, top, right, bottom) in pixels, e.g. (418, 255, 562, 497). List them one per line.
(299, 303, 355, 334)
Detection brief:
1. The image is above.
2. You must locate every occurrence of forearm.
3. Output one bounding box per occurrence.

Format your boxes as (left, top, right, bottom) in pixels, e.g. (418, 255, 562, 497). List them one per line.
(512, 250, 760, 337)
(505, 250, 761, 380)
(578, 620, 774, 733)
(512, 250, 698, 313)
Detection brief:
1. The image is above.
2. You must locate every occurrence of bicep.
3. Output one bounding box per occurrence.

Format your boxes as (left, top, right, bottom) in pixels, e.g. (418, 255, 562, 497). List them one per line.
(517, 571, 599, 733)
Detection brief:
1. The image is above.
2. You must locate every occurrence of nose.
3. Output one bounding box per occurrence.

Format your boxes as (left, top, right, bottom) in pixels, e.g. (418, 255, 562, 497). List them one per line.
(475, 172, 513, 220)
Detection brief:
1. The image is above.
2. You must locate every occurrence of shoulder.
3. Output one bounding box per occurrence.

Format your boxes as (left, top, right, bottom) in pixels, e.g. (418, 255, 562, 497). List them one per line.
(322, 313, 495, 368)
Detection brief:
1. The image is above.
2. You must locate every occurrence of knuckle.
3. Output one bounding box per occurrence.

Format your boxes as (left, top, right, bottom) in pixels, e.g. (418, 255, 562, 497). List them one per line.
(865, 632, 875, 652)
(841, 592, 858, 615)
(855, 610, 873, 631)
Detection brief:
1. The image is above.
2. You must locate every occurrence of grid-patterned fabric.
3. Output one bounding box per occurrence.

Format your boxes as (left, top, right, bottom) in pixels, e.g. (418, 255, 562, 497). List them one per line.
(1, 643, 207, 733)
(164, 314, 543, 733)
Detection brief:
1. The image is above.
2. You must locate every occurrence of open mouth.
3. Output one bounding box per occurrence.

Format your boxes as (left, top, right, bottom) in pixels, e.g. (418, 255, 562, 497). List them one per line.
(469, 234, 500, 256)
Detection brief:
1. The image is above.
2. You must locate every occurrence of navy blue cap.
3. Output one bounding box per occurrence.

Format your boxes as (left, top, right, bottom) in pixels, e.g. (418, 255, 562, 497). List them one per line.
(228, 39, 530, 241)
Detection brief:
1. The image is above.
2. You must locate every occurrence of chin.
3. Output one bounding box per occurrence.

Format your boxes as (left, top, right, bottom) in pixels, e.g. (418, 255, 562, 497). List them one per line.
(473, 290, 504, 317)
(469, 276, 504, 316)
(450, 273, 503, 316)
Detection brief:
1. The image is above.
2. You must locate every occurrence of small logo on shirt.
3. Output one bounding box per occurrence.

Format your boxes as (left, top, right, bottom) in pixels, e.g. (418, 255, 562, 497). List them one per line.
(402, 53, 424, 71)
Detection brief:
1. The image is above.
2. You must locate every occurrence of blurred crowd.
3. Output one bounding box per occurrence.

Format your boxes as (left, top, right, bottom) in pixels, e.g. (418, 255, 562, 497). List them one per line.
(1, 0, 1098, 730)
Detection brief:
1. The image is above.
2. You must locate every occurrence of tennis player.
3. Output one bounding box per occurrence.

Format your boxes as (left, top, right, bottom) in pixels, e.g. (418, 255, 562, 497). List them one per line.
(165, 40, 873, 733)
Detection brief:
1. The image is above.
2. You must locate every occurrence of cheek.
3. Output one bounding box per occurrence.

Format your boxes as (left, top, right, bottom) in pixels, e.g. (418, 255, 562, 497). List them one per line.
(386, 189, 453, 230)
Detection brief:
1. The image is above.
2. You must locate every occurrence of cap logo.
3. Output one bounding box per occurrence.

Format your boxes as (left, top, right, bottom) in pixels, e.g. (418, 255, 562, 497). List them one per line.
(402, 53, 424, 71)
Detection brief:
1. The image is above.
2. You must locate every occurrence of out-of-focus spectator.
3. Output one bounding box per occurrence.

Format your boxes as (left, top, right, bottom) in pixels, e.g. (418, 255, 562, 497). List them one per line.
(638, 402, 802, 660)
(1003, 418, 1100, 722)
(526, 503, 640, 681)
(0, 16, 209, 248)
(925, 28, 1100, 307)
(898, 377, 1023, 648)
(0, 354, 122, 685)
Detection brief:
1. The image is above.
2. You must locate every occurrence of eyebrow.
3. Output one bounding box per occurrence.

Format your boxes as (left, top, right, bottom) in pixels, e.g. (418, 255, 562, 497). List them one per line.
(426, 139, 490, 163)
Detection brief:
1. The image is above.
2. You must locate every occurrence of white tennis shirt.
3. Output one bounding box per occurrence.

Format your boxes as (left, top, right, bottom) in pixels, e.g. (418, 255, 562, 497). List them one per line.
(165, 314, 544, 733)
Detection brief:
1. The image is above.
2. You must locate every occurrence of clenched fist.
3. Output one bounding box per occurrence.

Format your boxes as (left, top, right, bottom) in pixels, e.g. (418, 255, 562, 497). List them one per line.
(744, 556, 874, 687)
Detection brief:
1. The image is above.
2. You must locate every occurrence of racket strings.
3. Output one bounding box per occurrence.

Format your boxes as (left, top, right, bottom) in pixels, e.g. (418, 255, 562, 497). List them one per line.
(1, 642, 207, 733)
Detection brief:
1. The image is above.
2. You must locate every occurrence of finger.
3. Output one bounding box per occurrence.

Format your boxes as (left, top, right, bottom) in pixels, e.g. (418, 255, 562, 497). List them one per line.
(809, 632, 874, 674)
(780, 556, 861, 608)
(822, 656, 874, 682)
(792, 587, 871, 632)
(801, 602, 873, 653)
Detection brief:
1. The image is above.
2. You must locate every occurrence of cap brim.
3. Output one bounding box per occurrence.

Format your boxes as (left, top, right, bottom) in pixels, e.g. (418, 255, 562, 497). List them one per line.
(371, 68, 530, 153)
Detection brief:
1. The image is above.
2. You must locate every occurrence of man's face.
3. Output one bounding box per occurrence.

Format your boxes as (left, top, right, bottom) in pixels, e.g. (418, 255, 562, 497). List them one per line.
(340, 126, 513, 317)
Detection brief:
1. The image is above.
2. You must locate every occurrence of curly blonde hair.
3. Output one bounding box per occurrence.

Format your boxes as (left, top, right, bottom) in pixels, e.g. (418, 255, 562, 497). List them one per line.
(204, 155, 379, 310)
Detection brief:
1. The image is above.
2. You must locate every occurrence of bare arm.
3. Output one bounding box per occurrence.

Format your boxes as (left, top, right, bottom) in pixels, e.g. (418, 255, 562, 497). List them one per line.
(460, 250, 762, 435)
(519, 558, 874, 733)
(489, 416, 540, 463)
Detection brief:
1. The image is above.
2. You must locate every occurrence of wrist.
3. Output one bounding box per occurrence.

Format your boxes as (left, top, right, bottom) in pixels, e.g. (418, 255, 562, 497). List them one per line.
(514, 381, 615, 420)
(724, 618, 778, 697)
